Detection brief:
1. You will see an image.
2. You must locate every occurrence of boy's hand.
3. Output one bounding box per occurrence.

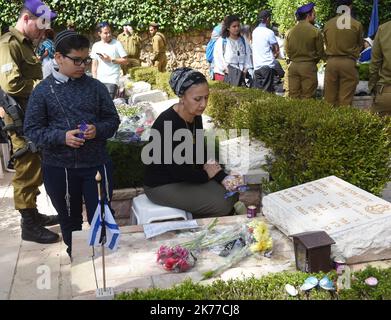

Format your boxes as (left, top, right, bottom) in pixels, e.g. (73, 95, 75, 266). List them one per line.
(83, 124, 96, 140)
(66, 129, 85, 148)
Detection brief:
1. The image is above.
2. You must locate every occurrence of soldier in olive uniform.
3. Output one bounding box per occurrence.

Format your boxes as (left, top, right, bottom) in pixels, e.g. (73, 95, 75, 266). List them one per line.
(0, 0, 59, 243)
(323, 0, 363, 106)
(117, 22, 142, 74)
(285, 2, 324, 99)
(149, 22, 167, 72)
(369, 20, 391, 117)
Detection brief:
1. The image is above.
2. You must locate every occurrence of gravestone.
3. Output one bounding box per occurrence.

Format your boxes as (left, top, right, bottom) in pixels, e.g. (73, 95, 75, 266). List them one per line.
(219, 137, 273, 176)
(263, 176, 391, 263)
(131, 90, 168, 105)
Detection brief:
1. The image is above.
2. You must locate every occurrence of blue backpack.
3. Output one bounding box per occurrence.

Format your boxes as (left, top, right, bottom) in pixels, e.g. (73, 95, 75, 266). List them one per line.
(206, 36, 247, 64)
(205, 38, 217, 63)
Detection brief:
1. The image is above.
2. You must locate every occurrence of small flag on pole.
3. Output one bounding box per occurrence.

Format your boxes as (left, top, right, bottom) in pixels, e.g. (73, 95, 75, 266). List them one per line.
(368, 0, 379, 38)
(88, 202, 120, 251)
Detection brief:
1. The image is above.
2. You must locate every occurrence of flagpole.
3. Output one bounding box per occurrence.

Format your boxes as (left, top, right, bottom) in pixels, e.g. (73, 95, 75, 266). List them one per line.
(95, 171, 107, 291)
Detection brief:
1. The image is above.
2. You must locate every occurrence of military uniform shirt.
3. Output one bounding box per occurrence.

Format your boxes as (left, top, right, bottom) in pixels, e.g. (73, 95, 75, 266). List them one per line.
(323, 15, 363, 61)
(0, 27, 42, 109)
(117, 32, 141, 59)
(285, 20, 325, 63)
(151, 32, 167, 62)
(369, 21, 391, 92)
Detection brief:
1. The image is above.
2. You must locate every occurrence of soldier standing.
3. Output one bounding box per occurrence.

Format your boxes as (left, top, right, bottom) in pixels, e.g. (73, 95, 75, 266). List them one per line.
(323, 0, 363, 106)
(149, 22, 167, 72)
(117, 22, 142, 74)
(369, 20, 391, 117)
(285, 2, 324, 99)
(0, 0, 59, 243)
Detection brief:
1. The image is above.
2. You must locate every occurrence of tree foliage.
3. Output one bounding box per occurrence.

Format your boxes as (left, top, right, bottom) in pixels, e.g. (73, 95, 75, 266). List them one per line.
(0, 0, 265, 33)
(1, 0, 390, 34)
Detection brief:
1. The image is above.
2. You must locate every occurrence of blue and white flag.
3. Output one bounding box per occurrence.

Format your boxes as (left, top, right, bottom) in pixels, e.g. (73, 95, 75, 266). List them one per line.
(88, 203, 120, 251)
(368, 0, 379, 38)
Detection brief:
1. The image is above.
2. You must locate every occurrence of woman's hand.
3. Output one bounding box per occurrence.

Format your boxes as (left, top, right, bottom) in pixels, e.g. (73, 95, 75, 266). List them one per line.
(203, 162, 222, 179)
(65, 129, 84, 148)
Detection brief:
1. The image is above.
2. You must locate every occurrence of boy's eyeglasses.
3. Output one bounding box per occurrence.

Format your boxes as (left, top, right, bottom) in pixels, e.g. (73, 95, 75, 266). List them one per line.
(63, 55, 92, 66)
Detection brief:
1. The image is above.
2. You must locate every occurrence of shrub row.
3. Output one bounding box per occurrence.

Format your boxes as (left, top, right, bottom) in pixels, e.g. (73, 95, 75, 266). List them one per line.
(109, 69, 391, 195)
(106, 140, 146, 189)
(116, 266, 391, 300)
(129, 67, 175, 98)
(205, 84, 391, 195)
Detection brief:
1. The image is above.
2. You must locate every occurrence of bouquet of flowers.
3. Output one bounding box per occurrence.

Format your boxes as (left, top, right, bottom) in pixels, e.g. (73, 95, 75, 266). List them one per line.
(155, 218, 273, 276)
(202, 220, 273, 279)
(156, 245, 196, 272)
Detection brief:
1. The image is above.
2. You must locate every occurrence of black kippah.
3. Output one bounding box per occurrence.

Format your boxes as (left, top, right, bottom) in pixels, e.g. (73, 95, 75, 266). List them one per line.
(54, 30, 78, 50)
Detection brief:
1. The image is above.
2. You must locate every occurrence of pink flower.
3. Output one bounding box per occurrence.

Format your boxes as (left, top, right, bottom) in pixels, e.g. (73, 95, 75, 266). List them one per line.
(164, 257, 180, 271)
(176, 258, 191, 272)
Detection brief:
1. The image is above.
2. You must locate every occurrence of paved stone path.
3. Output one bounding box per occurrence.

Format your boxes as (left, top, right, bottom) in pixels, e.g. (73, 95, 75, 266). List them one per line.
(0, 171, 73, 300)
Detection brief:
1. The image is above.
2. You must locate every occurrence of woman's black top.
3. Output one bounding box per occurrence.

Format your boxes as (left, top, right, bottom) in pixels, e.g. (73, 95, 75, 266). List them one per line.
(144, 106, 226, 187)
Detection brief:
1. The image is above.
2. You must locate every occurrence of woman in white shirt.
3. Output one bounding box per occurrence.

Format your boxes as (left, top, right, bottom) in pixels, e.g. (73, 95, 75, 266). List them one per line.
(213, 15, 253, 86)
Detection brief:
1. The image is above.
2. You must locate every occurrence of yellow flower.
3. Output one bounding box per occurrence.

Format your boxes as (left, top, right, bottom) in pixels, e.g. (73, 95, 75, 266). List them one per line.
(247, 221, 273, 253)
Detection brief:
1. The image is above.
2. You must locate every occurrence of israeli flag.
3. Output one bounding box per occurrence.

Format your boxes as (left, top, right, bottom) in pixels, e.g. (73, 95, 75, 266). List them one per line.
(88, 203, 120, 251)
(368, 0, 379, 38)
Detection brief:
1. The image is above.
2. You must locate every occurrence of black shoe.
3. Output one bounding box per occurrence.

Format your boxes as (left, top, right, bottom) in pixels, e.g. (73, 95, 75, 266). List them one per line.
(6, 159, 15, 173)
(20, 209, 60, 244)
(35, 211, 60, 227)
(66, 247, 73, 262)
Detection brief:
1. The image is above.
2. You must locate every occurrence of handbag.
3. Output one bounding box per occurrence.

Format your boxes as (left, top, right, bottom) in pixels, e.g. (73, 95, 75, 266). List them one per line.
(224, 65, 243, 86)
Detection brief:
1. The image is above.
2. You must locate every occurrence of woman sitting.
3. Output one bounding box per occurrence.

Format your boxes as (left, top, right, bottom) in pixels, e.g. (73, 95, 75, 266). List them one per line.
(143, 67, 237, 218)
(359, 37, 373, 63)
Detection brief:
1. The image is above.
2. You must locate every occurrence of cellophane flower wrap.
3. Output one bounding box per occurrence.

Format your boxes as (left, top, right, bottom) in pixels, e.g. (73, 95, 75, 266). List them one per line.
(156, 245, 195, 272)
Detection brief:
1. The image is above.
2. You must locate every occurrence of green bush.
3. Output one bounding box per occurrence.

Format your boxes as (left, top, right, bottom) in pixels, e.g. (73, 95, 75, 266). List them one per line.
(359, 63, 370, 81)
(155, 72, 175, 98)
(106, 140, 146, 189)
(116, 266, 391, 300)
(206, 86, 391, 195)
(132, 67, 158, 85)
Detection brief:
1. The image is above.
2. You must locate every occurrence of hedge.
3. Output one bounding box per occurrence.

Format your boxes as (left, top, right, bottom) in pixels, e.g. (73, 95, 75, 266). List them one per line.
(204, 85, 391, 195)
(106, 140, 146, 189)
(128, 67, 175, 97)
(109, 67, 391, 194)
(116, 265, 391, 300)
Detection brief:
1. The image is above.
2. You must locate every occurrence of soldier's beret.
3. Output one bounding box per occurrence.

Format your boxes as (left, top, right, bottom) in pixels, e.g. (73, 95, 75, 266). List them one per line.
(296, 2, 315, 16)
(24, 0, 57, 20)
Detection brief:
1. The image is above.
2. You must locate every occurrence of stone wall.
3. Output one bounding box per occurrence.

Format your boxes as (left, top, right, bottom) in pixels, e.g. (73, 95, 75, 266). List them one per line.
(138, 30, 211, 76)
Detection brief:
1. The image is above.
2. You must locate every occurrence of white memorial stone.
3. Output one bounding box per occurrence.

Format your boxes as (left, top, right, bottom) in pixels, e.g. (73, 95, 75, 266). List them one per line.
(131, 90, 168, 105)
(125, 81, 152, 98)
(150, 98, 179, 117)
(219, 137, 273, 175)
(263, 176, 391, 263)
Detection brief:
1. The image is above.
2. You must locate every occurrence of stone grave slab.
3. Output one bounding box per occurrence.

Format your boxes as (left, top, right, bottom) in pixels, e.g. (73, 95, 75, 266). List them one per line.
(262, 175, 391, 264)
(219, 136, 273, 175)
(131, 90, 168, 105)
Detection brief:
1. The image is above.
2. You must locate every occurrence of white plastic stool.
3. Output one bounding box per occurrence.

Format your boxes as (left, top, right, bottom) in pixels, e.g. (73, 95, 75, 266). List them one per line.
(131, 194, 192, 225)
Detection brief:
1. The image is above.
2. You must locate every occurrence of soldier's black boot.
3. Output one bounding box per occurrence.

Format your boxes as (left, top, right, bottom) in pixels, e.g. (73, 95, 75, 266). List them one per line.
(32, 208, 60, 226)
(20, 209, 60, 244)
